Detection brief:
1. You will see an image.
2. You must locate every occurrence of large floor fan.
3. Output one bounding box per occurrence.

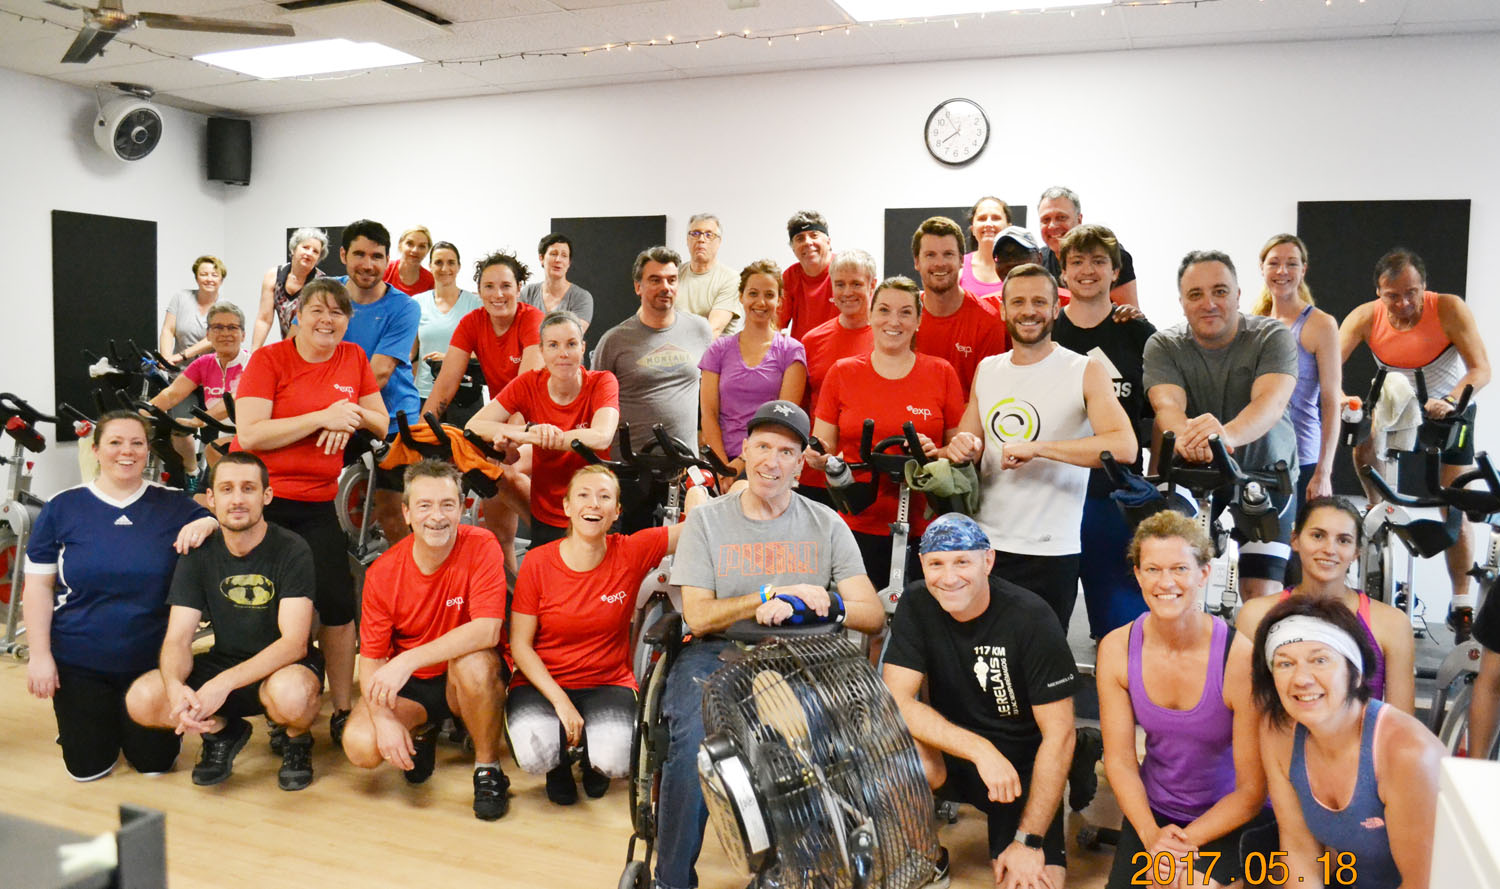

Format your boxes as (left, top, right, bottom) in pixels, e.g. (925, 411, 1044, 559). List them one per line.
(698, 635, 942, 889)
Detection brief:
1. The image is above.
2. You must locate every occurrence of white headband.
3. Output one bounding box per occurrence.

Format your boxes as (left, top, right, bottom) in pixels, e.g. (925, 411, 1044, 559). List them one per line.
(1264, 615, 1364, 677)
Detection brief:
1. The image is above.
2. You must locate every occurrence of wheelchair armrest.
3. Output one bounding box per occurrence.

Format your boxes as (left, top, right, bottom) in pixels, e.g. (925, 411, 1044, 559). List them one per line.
(642, 611, 685, 648)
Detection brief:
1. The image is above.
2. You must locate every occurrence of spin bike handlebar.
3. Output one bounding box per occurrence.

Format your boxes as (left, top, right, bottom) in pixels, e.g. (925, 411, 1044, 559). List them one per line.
(0, 393, 58, 453)
(1364, 448, 1500, 522)
(121, 391, 198, 438)
(566, 423, 716, 485)
(850, 419, 926, 478)
(188, 407, 236, 442)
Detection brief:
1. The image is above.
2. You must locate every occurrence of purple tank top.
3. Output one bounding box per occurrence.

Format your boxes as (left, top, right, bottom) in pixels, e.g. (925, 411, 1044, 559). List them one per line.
(1128, 614, 1237, 822)
(1287, 306, 1321, 467)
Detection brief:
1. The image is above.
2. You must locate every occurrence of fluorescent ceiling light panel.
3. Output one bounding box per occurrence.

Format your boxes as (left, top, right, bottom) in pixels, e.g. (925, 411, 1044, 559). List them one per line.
(834, 0, 1109, 21)
(195, 39, 421, 79)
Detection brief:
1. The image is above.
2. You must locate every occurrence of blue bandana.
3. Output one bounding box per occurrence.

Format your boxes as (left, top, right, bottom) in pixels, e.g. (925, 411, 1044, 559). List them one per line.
(919, 513, 991, 555)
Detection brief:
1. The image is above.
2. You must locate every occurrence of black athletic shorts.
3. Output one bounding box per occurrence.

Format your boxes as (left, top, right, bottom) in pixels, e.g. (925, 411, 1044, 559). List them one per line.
(398, 673, 452, 725)
(187, 649, 326, 720)
(938, 753, 1067, 865)
(53, 662, 180, 781)
(528, 520, 568, 550)
(263, 497, 355, 626)
(1103, 808, 1274, 888)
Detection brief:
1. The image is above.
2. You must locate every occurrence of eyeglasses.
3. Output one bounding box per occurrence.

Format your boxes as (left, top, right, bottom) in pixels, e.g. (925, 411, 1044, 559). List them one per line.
(687, 230, 721, 241)
(1140, 565, 1196, 579)
(208, 324, 243, 333)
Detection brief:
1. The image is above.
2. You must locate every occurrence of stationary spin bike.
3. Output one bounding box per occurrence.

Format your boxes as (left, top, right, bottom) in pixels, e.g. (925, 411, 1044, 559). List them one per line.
(0, 393, 63, 659)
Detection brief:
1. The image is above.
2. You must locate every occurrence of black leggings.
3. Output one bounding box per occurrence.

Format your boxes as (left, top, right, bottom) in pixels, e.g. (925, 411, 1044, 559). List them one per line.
(53, 662, 180, 780)
(263, 497, 355, 626)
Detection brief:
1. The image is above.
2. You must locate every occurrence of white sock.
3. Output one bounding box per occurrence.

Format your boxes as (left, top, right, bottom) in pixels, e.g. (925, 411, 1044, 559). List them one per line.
(1452, 593, 1475, 609)
(474, 762, 499, 772)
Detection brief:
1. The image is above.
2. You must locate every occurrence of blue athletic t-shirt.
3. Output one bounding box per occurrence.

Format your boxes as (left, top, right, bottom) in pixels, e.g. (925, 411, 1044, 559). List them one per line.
(26, 482, 211, 675)
(341, 278, 421, 437)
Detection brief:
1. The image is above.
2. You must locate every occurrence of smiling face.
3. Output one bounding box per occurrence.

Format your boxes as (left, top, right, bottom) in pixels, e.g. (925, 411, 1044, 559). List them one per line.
(969, 199, 1011, 247)
(402, 475, 463, 550)
(93, 417, 149, 487)
(1376, 264, 1425, 325)
(914, 233, 963, 297)
(206, 310, 245, 358)
(1271, 639, 1356, 723)
(919, 548, 994, 620)
(291, 238, 323, 270)
(1179, 260, 1241, 348)
(1037, 196, 1080, 254)
(563, 470, 622, 539)
(741, 426, 804, 502)
(790, 229, 831, 274)
(208, 461, 270, 532)
(1133, 536, 1210, 620)
(1261, 241, 1306, 302)
(1292, 505, 1360, 587)
(869, 287, 920, 352)
(479, 262, 520, 323)
(542, 241, 571, 280)
(1000, 275, 1058, 346)
(634, 260, 679, 314)
(195, 261, 223, 295)
(1062, 246, 1119, 301)
(739, 272, 781, 327)
(830, 267, 875, 319)
(430, 246, 459, 288)
(341, 235, 388, 290)
(399, 232, 431, 266)
(541, 319, 584, 380)
(295, 293, 349, 352)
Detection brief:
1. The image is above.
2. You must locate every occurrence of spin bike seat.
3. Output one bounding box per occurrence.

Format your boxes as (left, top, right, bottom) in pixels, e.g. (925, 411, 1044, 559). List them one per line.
(1361, 455, 1461, 559)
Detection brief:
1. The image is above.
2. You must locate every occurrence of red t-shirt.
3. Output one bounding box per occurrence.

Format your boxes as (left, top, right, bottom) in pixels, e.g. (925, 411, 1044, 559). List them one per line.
(815, 353, 965, 537)
(497, 368, 621, 529)
(913, 290, 1010, 401)
(449, 303, 544, 399)
(360, 525, 508, 679)
(511, 527, 670, 691)
(383, 261, 435, 297)
(798, 317, 874, 489)
(232, 340, 380, 502)
(779, 261, 836, 341)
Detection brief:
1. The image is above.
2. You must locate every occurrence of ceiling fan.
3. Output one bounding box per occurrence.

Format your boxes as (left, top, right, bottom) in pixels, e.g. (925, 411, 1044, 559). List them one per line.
(47, 0, 296, 64)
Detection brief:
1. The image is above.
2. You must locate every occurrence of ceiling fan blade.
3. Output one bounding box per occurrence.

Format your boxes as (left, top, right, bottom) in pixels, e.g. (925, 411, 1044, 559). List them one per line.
(137, 12, 295, 37)
(60, 23, 117, 63)
(44, 0, 86, 11)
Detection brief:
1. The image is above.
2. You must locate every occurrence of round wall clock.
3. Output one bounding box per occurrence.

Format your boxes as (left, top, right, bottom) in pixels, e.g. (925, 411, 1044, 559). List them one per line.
(924, 97, 989, 166)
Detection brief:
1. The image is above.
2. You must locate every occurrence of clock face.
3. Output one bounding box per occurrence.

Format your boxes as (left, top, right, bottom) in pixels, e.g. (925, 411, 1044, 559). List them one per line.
(925, 98, 989, 166)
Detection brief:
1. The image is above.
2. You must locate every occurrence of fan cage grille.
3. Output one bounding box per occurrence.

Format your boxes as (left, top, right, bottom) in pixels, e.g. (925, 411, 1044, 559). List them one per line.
(701, 635, 940, 889)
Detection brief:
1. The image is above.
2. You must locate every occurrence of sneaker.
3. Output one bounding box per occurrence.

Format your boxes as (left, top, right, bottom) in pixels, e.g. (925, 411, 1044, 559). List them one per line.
(1069, 726, 1103, 812)
(404, 723, 439, 785)
(329, 708, 351, 748)
(1448, 605, 1474, 644)
(267, 719, 287, 756)
(192, 717, 252, 786)
(473, 766, 511, 821)
(545, 762, 578, 805)
(579, 747, 610, 798)
(926, 845, 951, 889)
(277, 733, 314, 791)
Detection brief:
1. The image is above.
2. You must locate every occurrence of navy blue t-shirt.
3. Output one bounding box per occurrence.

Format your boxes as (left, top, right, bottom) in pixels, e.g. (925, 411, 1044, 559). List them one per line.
(341, 278, 420, 437)
(26, 483, 211, 674)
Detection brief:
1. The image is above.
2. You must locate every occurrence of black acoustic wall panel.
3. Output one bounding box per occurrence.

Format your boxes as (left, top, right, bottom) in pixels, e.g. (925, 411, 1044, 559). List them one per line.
(550, 215, 669, 354)
(882, 204, 1028, 282)
(285, 225, 345, 277)
(51, 210, 157, 441)
(1296, 199, 1470, 495)
(207, 117, 251, 185)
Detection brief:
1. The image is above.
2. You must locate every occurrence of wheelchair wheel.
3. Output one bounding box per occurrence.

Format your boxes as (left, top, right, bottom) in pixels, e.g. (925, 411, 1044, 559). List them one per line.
(632, 594, 670, 687)
(618, 860, 648, 889)
(629, 648, 671, 838)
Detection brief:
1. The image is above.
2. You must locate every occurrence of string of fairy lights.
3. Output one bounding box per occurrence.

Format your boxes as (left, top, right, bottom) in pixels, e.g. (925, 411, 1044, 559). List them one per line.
(0, 0, 1370, 84)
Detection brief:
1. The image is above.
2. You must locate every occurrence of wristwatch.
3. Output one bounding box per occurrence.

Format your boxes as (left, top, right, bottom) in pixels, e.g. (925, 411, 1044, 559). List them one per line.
(1014, 830, 1045, 849)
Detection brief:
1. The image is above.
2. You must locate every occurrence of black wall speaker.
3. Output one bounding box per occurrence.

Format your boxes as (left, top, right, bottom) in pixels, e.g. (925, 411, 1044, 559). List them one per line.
(207, 117, 251, 185)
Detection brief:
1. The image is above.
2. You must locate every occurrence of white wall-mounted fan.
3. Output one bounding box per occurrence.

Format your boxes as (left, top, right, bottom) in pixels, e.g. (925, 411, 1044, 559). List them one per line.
(95, 96, 162, 161)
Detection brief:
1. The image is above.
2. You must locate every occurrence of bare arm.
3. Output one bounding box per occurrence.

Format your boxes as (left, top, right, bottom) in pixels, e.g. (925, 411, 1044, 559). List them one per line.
(1373, 602, 1417, 715)
(384, 617, 502, 678)
(370, 354, 397, 389)
(518, 345, 544, 376)
(1469, 648, 1500, 759)
(1110, 278, 1140, 309)
(355, 391, 390, 437)
(883, 662, 1013, 767)
(524, 406, 620, 454)
(253, 267, 277, 350)
(233, 395, 336, 452)
(700, 370, 731, 467)
(939, 386, 985, 463)
(22, 573, 58, 697)
(159, 311, 178, 359)
(1222, 372, 1296, 451)
(1016, 697, 1074, 835)
(158, 605, 201, 693)
(1147, 382, 1190, 441)
(680, 584, 761, 636)
(1337, 302, 1376, 365)
(509, 610, 579, 731)
(1007, 358, 1136, 468)
(150, 374, 200, 412)
(1438, 293, 1491, 396)
(1261, 725, 1325, 886)
(1096, 628, 1161, 842)
(1308, 311, 1343, 498)
(707, 309, 733, 337)
(832, 571, 885, 635)
(420, 344, 472, 418)
(1379, 715, 1443, 889)
(778, 362, 807, 407)
(465, 401, 526, 448)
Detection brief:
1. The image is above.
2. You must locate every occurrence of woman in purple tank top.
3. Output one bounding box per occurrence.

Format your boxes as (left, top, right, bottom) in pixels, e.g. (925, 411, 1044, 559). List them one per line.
(1233, 497, 1415, 714)
(1099, 511, 1268, 888)
(1252, 596, 1442, 889)
(1253, 234, 1341, 512)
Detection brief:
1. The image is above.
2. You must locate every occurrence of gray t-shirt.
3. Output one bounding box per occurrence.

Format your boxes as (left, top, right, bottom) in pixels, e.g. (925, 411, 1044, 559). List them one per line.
(519, 281, 594, 326)
(671, 491, 866, 598)
(591, 310, 714, 451)
(165, 289, 212, 354)
(1142, 313, 1299, 473)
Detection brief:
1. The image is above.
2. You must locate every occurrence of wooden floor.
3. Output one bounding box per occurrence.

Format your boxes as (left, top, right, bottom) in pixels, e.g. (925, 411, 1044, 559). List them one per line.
(0, 657, 1125, 889)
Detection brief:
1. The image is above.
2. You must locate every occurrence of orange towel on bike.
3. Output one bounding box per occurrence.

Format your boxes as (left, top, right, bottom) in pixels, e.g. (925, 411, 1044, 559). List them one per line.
(378, 422, 503, 482)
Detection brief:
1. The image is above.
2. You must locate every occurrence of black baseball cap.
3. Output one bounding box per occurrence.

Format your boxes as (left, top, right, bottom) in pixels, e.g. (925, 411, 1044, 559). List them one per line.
(745, 400, 811, 448)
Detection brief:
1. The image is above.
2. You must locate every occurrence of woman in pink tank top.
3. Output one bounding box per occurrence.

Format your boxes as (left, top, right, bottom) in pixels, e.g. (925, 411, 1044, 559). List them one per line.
(1098, 511, 1267, 888)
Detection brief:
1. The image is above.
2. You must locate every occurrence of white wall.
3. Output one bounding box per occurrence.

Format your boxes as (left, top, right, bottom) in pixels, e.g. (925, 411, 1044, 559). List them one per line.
(0, 67, 233, 495)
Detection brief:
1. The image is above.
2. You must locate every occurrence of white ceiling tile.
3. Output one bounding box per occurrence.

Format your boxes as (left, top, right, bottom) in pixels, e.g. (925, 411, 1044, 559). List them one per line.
(51, 56, 250, 91)
(397, 12, 611, 58)
(280, 0, 450, 42)
(413, 0, 563, 23)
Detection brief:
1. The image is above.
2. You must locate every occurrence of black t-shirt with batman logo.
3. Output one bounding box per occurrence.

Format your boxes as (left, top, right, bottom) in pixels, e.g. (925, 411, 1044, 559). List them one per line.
(167, 523, 315, 663)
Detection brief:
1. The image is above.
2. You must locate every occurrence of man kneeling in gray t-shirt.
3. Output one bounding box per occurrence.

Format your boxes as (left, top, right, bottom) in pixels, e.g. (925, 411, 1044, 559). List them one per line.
(650, 400, 886, 889)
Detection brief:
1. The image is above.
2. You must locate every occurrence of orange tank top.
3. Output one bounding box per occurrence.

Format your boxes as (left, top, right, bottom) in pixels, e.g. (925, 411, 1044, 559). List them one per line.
(1369, 290, 1451, 369)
